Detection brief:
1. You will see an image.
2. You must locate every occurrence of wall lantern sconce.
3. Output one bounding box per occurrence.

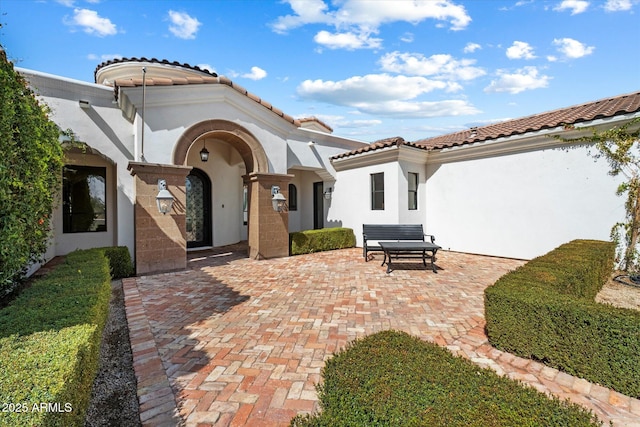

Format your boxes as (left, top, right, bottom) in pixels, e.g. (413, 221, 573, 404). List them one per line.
(199, 141, 209, 162)
(323, 187, 333, 200)
(271, 186, 287, 212)
(156, 179, 175, 215)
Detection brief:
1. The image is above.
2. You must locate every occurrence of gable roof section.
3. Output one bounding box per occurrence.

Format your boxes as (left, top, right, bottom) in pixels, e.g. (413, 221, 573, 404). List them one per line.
(331, 136, 429, 160)
(95, 57, 302, 127)
(332, 91, 640, 160)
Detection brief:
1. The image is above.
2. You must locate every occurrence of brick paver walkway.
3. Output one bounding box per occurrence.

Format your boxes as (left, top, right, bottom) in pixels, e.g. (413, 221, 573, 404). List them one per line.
(123, 245, 640, 426)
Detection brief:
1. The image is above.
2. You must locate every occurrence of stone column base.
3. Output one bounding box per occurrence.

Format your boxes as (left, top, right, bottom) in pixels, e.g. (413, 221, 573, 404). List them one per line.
(128, 162, 192, 275)
(245, 173, 294, 259)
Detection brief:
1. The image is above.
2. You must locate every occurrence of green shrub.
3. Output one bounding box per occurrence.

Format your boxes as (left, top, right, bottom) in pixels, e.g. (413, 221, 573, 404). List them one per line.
(485, 239, 640, 398)
(0, 248, 112, 426)
(290, 227, 356, 255)
(100, 246, 134, 279)
(291, 330, 601, 427)
(0, 47, 65, 294)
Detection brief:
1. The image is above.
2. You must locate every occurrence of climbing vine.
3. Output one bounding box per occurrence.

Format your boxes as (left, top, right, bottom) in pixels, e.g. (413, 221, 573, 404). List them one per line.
(556, 117, 640, 273)
(0, 46, 65, 295)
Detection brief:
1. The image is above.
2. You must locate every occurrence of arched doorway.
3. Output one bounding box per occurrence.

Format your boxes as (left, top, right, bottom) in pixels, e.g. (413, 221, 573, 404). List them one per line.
(174, 119, 292, 259)
(186, 168, 212, 248)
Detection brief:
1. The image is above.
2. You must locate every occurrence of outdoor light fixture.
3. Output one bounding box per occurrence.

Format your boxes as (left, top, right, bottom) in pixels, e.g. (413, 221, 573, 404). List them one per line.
(156, 179, 175, 215)
(199, 141, 209, 162)
(323, 187, 333, 200)
(271, 186, 287, 212)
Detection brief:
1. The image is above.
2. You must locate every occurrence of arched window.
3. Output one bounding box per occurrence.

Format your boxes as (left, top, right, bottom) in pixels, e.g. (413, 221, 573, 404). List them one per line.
(288, 183, 298, 211)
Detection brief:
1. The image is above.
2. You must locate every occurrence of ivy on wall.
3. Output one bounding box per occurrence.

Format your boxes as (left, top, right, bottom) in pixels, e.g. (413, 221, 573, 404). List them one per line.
(0, 46, 65, 294)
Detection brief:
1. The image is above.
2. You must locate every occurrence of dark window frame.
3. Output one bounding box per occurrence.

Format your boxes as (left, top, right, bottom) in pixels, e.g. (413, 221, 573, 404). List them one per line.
(408, 172, 418, 210)
(62, 165, 107, 233)
(288, 183, 298, 211)
(371, 172, 384, 210)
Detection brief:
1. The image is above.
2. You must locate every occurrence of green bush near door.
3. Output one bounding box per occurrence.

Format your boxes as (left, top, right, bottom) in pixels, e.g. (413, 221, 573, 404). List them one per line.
(290, 227, 356, 255)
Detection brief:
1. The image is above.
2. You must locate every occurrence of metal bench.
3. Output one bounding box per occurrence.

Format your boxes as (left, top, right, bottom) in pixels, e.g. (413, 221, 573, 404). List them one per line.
(362, 224, 441, 273)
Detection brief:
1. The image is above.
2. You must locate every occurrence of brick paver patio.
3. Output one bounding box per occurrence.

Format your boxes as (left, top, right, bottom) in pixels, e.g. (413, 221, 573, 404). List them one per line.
(122, 245, 640, 426)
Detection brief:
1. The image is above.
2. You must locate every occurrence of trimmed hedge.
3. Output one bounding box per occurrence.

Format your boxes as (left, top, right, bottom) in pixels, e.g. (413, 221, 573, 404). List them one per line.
(291, 330, 601, 426)
(485, 239, 640, 398)
(0, 248, 115, 426)
(290, 227, 356, 255)
(100, 246, 134, 279)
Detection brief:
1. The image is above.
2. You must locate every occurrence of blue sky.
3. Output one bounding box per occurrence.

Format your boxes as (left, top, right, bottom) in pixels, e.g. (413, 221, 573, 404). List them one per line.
(1, 0, 639, 142)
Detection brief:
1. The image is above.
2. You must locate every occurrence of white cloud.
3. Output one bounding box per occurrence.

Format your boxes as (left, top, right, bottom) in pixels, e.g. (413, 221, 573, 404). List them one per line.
(297, 73, 479, 118)
(167, 10, 201, 40)
(400, 32, 414, 43)
(272, 0, 471, 50)
(306, 115, 383, 129)
(314, 30, 382, 50)
(67, 8, 117, 37)
(87, 53, 122, 62)
(379, 52, 485, 81)
(552, 37, 595, 58)
(271, 0, 332, 33)
(196, 63, 216, 74)
(463, 42, 482, 53)
(604, 0, 635, 11)
(553, 0, 590, 14)
(506, 41, 536, 59)
(358, 99, 480, 118)
(242, 66, 267, 80)
(484, 66, 551, 94)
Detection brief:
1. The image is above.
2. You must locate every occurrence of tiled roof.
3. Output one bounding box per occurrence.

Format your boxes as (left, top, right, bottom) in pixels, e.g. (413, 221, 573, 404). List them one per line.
(333, 91, 640, 160)
(94, 57, 300, 127)
(417, 91, 640, 150)
(331, 136, 429, 160)
(94, 57, 218, 80)
(298, 116, 334, 133)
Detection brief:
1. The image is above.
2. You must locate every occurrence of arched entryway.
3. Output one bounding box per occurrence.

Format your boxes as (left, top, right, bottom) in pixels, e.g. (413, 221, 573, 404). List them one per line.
(186, 168, 212, 248)
(174, 120, 293, 259)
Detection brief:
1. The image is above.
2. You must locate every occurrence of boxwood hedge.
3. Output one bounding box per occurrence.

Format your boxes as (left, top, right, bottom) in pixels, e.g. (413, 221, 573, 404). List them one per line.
(290, 227, 356, 255)
(291, 330, 601, 426)
(485, 239, 640, 398)
(0, 247, 125, 426)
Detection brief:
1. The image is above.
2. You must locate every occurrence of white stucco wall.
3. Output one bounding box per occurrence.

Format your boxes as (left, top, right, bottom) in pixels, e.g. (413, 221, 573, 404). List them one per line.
(330, 160, 403, 245)
(123, 85, 293, 174)
(19, 69, 136, 258)
(287, 169, 321, 232)
(425, 145, 625, 259)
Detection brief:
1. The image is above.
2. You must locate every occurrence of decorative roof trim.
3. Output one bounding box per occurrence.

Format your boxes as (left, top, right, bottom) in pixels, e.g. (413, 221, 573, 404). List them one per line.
(332, 90, 640, 160)
(330, 136, 429, 160)
(416, 90, 640, 150)
(95, 57, 301, 127)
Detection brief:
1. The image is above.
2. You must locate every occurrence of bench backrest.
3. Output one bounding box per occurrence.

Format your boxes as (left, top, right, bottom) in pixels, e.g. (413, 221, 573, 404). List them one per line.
(363, 224, 425, 242)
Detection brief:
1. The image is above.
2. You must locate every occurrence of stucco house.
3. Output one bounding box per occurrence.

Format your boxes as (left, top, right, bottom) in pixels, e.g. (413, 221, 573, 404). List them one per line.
(17, 58, 640, 275)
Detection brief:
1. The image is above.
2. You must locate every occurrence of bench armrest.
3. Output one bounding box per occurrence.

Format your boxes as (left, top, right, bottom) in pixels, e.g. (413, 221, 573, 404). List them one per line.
(424, 234, 436, 243)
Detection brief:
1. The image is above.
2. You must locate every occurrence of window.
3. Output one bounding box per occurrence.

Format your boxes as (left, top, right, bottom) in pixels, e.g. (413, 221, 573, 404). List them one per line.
(243, 185, 248, 225)
(288, 183, 298, 211)
(408, 172, 418, 210)
(371, 172, 384, 210)
(63, 165, 106, 233)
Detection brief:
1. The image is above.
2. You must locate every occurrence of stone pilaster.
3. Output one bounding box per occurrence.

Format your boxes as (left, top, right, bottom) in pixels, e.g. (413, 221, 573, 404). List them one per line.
(245, 173, 294, 259)
(128, 162, 192, 275)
